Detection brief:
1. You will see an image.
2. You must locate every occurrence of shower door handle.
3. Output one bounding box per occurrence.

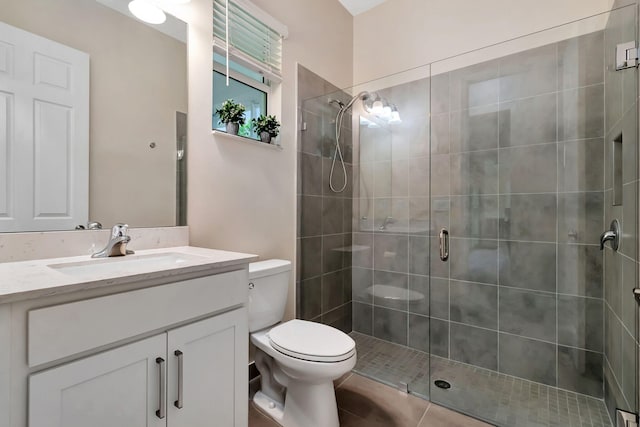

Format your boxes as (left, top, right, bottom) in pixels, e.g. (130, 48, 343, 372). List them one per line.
(439, 228, 449, 261)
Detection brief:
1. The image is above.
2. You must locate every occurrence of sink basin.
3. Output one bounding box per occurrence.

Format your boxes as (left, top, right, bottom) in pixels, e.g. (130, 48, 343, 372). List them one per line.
(48, 252, 208, 279)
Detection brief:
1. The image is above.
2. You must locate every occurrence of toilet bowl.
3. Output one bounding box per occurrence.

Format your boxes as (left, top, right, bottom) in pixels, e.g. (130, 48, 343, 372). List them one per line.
(248, 260, 356, 427)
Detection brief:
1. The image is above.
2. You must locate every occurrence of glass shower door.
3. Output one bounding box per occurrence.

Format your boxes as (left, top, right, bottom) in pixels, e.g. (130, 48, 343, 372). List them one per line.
(427, 6, 638, 426)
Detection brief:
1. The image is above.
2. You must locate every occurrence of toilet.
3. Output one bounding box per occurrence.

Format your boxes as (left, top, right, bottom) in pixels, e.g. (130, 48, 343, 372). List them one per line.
(248, 259, 356, 427)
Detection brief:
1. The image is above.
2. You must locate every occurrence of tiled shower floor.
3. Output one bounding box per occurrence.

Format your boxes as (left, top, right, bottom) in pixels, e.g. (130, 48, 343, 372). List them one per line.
(350, 332, 613, 427)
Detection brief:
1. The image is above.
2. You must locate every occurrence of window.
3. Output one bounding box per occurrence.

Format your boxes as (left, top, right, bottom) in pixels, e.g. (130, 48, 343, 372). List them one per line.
(212, 0, 287, 140)
(212, 57, 268, 139)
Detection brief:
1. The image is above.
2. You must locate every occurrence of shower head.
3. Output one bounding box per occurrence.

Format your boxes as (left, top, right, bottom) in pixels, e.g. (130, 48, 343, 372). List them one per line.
(328, 98, 345, 108)
(328, 91, 371, 112)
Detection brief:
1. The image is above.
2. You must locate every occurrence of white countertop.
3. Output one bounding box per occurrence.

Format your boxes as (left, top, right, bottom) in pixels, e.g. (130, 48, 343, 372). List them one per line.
(0, 246, 258, 304)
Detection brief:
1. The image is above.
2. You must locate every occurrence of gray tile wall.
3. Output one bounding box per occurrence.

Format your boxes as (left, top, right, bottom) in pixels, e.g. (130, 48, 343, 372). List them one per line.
(603, 2, 639, 420)
(296, 65, 353, 333)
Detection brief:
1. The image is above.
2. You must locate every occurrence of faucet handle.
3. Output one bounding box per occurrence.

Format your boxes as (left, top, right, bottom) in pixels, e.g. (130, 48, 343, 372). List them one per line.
(111, 223, 130, 238)
(600, 219, 620, 251)
(87, 221, 102, 230)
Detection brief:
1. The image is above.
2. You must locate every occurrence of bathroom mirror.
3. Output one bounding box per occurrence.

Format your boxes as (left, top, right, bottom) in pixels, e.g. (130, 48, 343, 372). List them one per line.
(0, 0, 187, 232)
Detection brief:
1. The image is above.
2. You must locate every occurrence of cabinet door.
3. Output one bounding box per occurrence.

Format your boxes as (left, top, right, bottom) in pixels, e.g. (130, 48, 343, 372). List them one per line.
(29, 334, 166, 427)
(167, 308, 248, 427)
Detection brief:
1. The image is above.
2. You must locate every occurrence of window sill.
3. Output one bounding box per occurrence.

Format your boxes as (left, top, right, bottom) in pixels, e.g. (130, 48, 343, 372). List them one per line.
(212, 130, 283, 151)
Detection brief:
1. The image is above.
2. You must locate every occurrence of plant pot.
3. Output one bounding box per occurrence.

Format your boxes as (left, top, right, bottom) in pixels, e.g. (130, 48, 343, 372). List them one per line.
(259, 131, 272, 143)
(225, 122, 239, 135)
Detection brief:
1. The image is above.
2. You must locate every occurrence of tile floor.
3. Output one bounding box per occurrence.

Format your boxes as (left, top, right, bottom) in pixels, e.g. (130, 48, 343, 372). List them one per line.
(249, 373, 491, 427)
(351, 332, 612, 427)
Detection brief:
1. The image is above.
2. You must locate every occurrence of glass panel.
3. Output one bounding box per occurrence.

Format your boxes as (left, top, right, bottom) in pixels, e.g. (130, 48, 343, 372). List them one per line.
(213, 53, 266, 84)
(350, 68, 433, 397)
(212, 70, 267, 138)
(428, 5, 637, 426)
(603, 4, 639, 422)
(295, 63, 433, 396)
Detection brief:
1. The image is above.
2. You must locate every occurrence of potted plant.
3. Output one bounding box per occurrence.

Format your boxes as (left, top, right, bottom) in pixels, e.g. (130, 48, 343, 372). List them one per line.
(214, 99, 246, 135)
(251, 114, 280, 143)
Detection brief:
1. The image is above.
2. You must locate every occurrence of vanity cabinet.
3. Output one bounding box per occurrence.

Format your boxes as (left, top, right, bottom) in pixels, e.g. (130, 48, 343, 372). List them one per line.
(0, 252, 255, 427)
(29, 308, 246, 427)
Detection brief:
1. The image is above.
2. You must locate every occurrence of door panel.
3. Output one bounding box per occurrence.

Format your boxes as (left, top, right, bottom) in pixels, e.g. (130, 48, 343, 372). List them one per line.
(0, 91, 12, 219)
(167, 308, 248, 427)
(33, 100, 72, 218)
(29, 334, 166, 427)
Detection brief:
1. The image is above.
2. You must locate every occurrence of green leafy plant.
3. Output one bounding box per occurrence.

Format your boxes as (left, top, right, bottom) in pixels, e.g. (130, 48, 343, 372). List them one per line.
(251, 114, 280, 137)
(214, 99, 246, 125)
(238, 122, 252, 137)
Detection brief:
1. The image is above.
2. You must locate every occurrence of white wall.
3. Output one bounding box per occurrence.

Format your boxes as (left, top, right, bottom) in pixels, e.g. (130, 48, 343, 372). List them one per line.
(353, 0, 615, 83)
(170, 0, 353, 321)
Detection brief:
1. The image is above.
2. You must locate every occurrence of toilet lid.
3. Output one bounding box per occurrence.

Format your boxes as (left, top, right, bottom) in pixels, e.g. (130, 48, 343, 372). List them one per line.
(268, 319, 356, 363)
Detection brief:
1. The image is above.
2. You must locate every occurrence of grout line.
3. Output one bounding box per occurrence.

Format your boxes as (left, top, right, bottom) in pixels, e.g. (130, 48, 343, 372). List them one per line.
(334, 372, 352, 389)
(336, 407, 369, 423)
(362, 189, 604, 198)
(603, 297, 636, 344)
(555, 43, 560, 391)
(603, 355, 632, 410)
(416, 402, 432, 427)
(444, 81, 604, 116)
(496, 62, 501, 373)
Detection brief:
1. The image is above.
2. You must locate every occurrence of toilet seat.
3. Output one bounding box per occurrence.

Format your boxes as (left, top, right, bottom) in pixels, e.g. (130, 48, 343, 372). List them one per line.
(268, 319, 356, 363)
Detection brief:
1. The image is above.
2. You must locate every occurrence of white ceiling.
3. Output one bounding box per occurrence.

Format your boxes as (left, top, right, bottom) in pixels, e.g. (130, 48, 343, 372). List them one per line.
(338, 0, 387, 16)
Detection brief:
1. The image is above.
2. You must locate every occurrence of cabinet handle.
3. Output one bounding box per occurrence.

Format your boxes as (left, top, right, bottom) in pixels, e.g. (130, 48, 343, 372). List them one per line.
(156, 357, 166, 419)
(174, 350, 184, 409)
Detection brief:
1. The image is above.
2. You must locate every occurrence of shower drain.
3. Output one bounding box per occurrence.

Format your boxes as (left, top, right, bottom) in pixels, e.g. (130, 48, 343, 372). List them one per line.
(434, 380, 451, 389)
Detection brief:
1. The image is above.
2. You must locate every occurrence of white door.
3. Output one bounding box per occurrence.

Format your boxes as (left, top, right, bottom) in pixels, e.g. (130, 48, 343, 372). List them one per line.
(29, 334, 166, 427)
(167, 308, 248, 427)
(0, 21, 89, 232)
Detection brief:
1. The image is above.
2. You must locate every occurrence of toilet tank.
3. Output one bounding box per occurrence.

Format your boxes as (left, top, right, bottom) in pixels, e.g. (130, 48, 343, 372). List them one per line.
(248, 259, 291, 332)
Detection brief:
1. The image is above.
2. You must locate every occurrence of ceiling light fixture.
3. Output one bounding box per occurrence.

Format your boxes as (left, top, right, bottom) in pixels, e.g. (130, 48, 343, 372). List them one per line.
(128, 0, 167, 24)
(381, 103, 392, 119)
(370, 96, 384, 115)
(388, 104, 402, 124)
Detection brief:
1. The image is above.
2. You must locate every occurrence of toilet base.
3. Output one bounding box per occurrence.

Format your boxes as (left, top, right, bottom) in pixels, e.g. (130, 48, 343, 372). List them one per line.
(281, 379, 340, 427)
(253, 391, 285, 424)
(253, 380, 340, 427)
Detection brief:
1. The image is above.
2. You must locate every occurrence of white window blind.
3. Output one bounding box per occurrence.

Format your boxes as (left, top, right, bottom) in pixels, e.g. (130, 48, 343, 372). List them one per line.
(213, 0, 287, 82)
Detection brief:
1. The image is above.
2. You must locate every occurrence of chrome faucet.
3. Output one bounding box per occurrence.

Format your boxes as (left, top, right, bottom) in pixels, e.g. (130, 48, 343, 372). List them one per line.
(92, 224, 134, 258)
(379, 216, 396, 231)
(600, 219, 620, 251)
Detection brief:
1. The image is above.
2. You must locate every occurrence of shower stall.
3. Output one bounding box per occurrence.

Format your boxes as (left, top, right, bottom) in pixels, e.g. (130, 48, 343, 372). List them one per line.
(297, 5, 639, 426)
